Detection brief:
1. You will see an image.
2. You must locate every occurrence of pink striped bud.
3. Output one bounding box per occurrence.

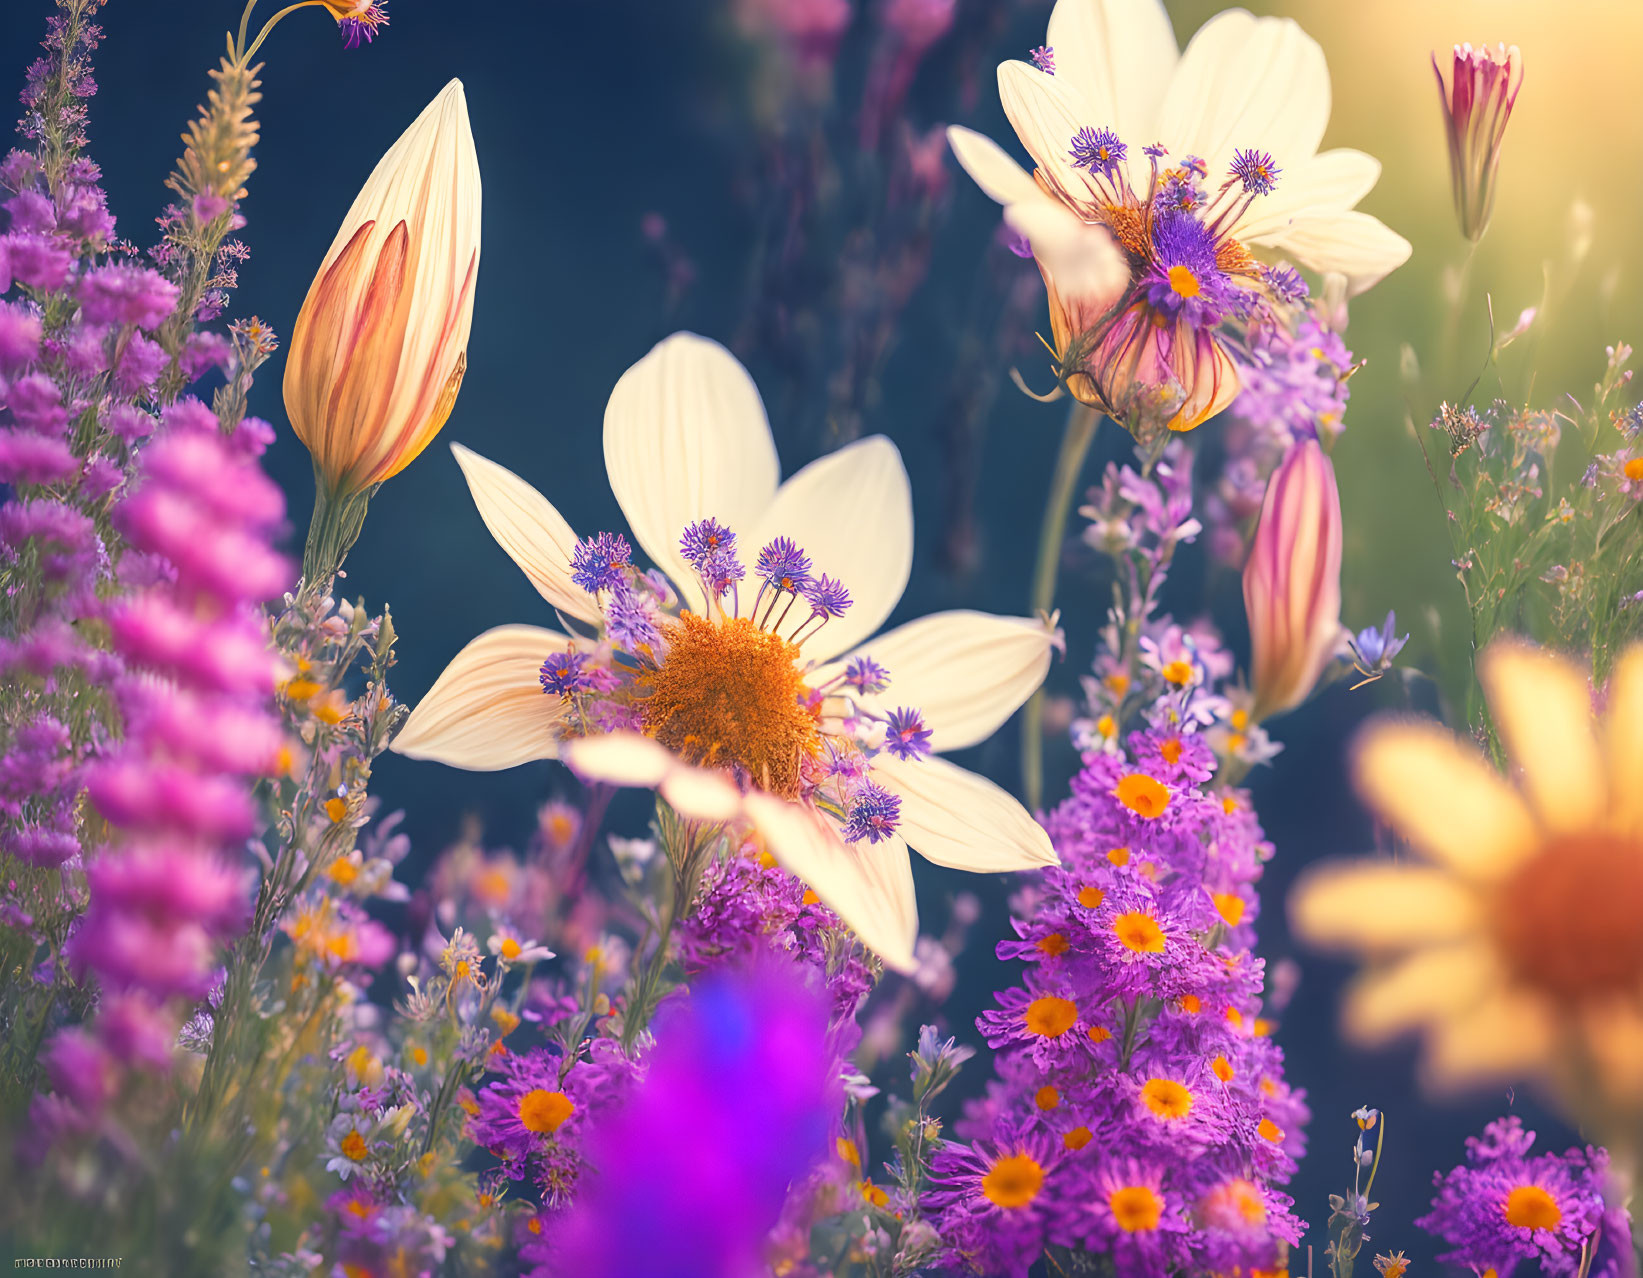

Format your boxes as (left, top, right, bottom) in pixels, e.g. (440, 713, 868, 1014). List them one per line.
(1433, 42, 1522, 242)
(1243, 440, 1343, 720)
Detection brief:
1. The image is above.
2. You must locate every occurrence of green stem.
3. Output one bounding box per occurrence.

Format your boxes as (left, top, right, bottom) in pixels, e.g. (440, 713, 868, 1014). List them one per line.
(302, 470, 378, 590)
(1021, 400, 1101, 810)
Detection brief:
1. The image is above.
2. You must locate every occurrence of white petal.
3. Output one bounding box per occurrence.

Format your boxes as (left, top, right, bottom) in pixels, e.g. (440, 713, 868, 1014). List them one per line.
(1256, 209, 1412, 295)
(1003, 200, 1128, 319)
(872, 755, 1057, 872)
(746, 794, 918, 973)
(660, 766, 745, 823)
(451, 444, 600, 624)
(818, 610, 1056, 752)
(996, 60, 1098, 206)
(1231, 149, 1382, 241)
(393, 625, 567, 770)
(603, 333, 781, 613)
(561, 731, 677, 788)
(946, 125, 1045, 207)
(1155, 12, 1331, 176)
(749, 436, 912, 663)
(1045, 0, 1178, 147)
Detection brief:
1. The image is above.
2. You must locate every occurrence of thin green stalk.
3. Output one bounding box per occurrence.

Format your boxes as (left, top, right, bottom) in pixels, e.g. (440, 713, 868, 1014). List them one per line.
(1021, 400, 1101, 810)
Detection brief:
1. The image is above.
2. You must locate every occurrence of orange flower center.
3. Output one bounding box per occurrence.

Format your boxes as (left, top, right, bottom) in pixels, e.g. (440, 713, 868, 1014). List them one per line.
(517, 1089, 574, 1134)
(1626, 457, 1643, 481)
(1078, 885, 1104, 909)
(1064, 1126, 1093, 1150)
(1034, 1085, 1060, 1111)
(339, 1129, 368, 1162)
(1037, 932, 1071, 957)
(1115, 774, 1170, 818)
(1139, 1078, 1193, 1119)
(1167, 265, 1201, 299)
(982, 1153, 1045, 1208)
(1213, 893, 1246, 927)
(1024, 996, 1078, 1037)
(1493, 831, 1643, 1001)
(1109, 1184, 1164, 1232)
(1114, 910, 1166, 953)
(641, 614, 817, 797)
(1504, 1184, 1562, 1231)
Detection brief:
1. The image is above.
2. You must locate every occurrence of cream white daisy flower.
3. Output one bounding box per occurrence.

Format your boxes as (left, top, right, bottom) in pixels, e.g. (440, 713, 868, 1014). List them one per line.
(392, 333, 1061, 971)
(947, 0, 1410, 431)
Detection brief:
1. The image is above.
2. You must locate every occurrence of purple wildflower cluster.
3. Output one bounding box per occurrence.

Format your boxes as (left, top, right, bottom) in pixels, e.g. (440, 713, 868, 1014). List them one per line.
(926, 732, 1307, 1276)
(1418, 1116, 1633, 1277)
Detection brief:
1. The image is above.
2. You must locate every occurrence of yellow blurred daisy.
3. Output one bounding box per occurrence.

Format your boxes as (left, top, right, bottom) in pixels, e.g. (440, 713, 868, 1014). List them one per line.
(1290, 638, 1643, 1124)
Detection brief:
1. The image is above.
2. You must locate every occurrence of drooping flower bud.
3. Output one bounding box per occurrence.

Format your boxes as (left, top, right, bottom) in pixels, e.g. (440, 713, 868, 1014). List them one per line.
(1433, 42, 1522, 242)
(284, 79, 480, 579)
(1243, 440, 1343, 719)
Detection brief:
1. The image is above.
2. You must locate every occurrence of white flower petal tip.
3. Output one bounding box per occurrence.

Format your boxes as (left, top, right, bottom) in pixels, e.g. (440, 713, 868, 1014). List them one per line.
(874, 754, 1058, 873)
(561, 732, 677, 789)
(392, 625, 567, 771)
(946, 125, 1041, 207)
(827, 610, 1060, 753)
(449, 442, 600, 624)
(746, 794, 919, 973)
(660, 767, 746, 824)
(751, 434, 913, 662)
(603, 332, 780, 611)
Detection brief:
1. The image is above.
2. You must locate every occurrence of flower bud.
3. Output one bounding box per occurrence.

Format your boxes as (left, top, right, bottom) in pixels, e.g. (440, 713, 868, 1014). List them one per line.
(1433, 42, 1522, 242)
(1243, 440, 1343, 719)
(284, 79, 480, 501)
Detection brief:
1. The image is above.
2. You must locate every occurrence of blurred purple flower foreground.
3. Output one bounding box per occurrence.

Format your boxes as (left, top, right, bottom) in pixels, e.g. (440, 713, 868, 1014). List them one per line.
(547, 962, 839, 1278)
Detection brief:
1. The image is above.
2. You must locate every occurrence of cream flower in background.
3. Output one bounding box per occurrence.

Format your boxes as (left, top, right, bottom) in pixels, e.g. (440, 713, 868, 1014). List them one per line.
(946, 0, 1410, 430)
(1290, 639, 1643, 1125)
(393, 333, 1061, 971)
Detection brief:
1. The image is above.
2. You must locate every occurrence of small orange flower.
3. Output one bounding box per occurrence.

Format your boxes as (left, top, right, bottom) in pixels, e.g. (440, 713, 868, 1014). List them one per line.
(1114, 774, 1170, 819)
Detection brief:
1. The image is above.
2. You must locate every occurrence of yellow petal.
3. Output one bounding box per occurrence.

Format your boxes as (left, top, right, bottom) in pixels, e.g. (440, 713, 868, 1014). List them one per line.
(817, 610, 1056, 752)
(603, 333, 780, 614)
(1288, 860, 1481, 956)
(872, 754, 1057, 873)
(746, 794, 917, 973)
(747, 437, 912, 664)
(392, 625, 566, 770)
(1479, 639, 1604, 835)
(1604, 642, 1643, 834)
(1341, 943, 1498, 1046)
(1353, 719, 1538, 882)
(451, 444, 599, 624)
(561, 731, 677, 789)
(1421, 985, 1555, 1094)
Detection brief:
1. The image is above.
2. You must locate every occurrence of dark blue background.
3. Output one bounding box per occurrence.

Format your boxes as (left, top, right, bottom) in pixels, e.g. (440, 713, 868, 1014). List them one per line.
(0, 1, 1566, 1269)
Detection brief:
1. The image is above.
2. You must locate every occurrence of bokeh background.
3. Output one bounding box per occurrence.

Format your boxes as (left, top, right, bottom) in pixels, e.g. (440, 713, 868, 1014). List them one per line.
(4, 0, 1638, 1267)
